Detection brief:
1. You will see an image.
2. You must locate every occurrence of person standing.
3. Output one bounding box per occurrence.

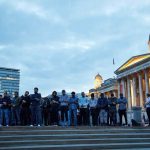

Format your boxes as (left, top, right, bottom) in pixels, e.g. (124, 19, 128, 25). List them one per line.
(30, 87, 42, 126)
(11, 91, 21, 125)
(42, 97, 51, 126)
(68, 92, 79, 127)
(78, 92, 89, 126)
(59, 90, 69, 127)
(97, 93, 108, 125)
(145, 93, 150, 126)
(108, 93, 117, 126)
(20, 91, 31, 126)
(49, 91, 60, 126)
(89, 93, 98, 126)
(2, 92, 11, 126)
(0, 95, 3, 126)
(118, 93, 128, 126)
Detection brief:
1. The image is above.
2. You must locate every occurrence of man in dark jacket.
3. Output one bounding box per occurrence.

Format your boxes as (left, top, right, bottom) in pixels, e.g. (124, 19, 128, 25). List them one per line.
(49, 91, 60, 126)
(118, 93, 128, 126)
(2, 91, 11, 126)
(30, 87, 42, 126)
(97, 93, 108, 125)
(108, 93, 117, 126)
(0, 95, 3, 126)
(20, 91, 31, 126)
(11, 91, 21, 125)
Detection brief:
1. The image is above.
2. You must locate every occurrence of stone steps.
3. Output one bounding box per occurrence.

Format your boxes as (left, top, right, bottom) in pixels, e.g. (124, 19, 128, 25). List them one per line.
(0, 126, 150, 149)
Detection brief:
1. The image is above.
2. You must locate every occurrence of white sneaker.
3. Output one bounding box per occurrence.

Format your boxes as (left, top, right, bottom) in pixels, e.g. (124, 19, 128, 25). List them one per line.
(30, 125, 33, 127)
(37, 124, 41, 127)
(6, 125, 9, 127)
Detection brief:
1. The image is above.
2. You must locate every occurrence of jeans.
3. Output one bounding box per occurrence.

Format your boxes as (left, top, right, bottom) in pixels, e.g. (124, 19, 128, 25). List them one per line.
(0, 108, 3, 125)
(79, 108, 89, 125)
(11, 107, 20, 125)
(118, 109, 128, 125)
(3, 109, 9, 125)
(146, 107, 150, 125)
(90, 108, 99, 126)
(31, 106, 41, 125)
(60, 106, 68, 122)
(69, 109, 77, 126)
(20, 107, 31, 125)
(100, 109, 108, 124)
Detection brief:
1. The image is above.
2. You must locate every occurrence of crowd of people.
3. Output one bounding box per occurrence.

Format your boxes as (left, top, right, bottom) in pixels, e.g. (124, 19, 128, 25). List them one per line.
(0, 87, 132, 127)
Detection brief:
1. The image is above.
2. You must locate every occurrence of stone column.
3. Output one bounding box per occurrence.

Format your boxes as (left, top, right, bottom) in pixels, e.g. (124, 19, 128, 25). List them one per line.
(127, 77, 131, 110)
(144, 70, 149, 95)
(121, 79, 125, 97)
(130, 80, 134, 107)
(132, 76, 137, 106)
(138, 73, 143, 108)
(118, 81, 121, 98)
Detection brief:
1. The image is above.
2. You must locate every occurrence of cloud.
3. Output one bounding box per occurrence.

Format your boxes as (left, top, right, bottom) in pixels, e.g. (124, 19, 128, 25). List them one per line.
(0, 0, 64, 24)
(0, 0, 150, 96)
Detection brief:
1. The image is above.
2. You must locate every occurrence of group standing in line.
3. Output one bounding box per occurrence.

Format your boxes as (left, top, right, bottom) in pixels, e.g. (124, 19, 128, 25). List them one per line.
(0, 87, 149, 127)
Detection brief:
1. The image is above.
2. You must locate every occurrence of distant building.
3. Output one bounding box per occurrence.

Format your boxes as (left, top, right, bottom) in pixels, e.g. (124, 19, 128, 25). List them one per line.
(94, 73, 103, 89)
(89, 73, 103, 97)
(98, 78, 118, 98)
(0, 67, 20, 96)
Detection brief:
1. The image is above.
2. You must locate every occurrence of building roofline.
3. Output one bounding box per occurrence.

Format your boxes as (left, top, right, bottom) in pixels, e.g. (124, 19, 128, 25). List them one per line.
(0, 67, 20, 71)
(114, 53, 150, 74)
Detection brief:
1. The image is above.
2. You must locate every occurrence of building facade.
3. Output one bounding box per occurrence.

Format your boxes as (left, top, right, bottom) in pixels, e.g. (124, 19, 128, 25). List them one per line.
(115, 53, 150, 110)
(98, 78, 118, 98)
(0, 67, 20, 96)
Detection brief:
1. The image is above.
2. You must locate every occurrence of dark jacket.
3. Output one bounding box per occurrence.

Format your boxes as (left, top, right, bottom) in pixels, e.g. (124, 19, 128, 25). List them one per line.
(11, 96, 21, 108)
(2, 96, 11, 109)
(50, 96, 60, 112)
(97, 97, 108, 110)
(20, 95, 31, 108)
(30, 93, 41, 107)
(108, 97, 117, 112)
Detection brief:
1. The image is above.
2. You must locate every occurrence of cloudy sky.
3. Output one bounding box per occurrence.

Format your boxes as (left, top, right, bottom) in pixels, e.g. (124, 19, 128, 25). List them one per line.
(0, 0, 150, 96)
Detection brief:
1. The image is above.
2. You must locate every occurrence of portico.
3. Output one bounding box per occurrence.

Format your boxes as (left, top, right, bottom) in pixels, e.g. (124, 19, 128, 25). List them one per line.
(115, 53, 150, 110)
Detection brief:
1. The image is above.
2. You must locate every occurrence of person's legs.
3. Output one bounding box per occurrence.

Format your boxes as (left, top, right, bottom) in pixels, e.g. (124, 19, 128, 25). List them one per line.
(146, 108, 150, 125)
(94, 108, 98, 126)
(36, 107, 41, 125)
(0, 109, 3, 125)
(20, 108, 25, 125)
(69, 109, 72, 126)
(4, 109, 9, 126)
(16, 107, 20, 125)
(82, 108, 86, 125)
(30, 107, 36, 125)
(90, 109, 94, 126)
(64, 107, 69, 126)
(54, 111, 59, 125)
(104, 110, 108, 124)
(61, 107, 65, 122)
(123, 110, 128, 125)
(114, 111, 117, 125)
(119, 110, 122, 126)
(100, 110, 105, 125)
(73, 109, 77, 126)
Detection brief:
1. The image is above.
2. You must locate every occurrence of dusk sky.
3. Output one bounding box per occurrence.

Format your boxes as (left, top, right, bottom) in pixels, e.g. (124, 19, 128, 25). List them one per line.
(0, 0, 150, 96)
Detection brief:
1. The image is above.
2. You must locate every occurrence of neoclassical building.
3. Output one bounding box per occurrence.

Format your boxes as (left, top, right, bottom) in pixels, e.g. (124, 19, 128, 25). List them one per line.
(115, 53, 150, 110)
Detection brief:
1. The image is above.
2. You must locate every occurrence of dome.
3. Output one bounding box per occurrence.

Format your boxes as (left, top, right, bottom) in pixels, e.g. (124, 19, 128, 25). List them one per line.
(95, 73, 103, 80)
